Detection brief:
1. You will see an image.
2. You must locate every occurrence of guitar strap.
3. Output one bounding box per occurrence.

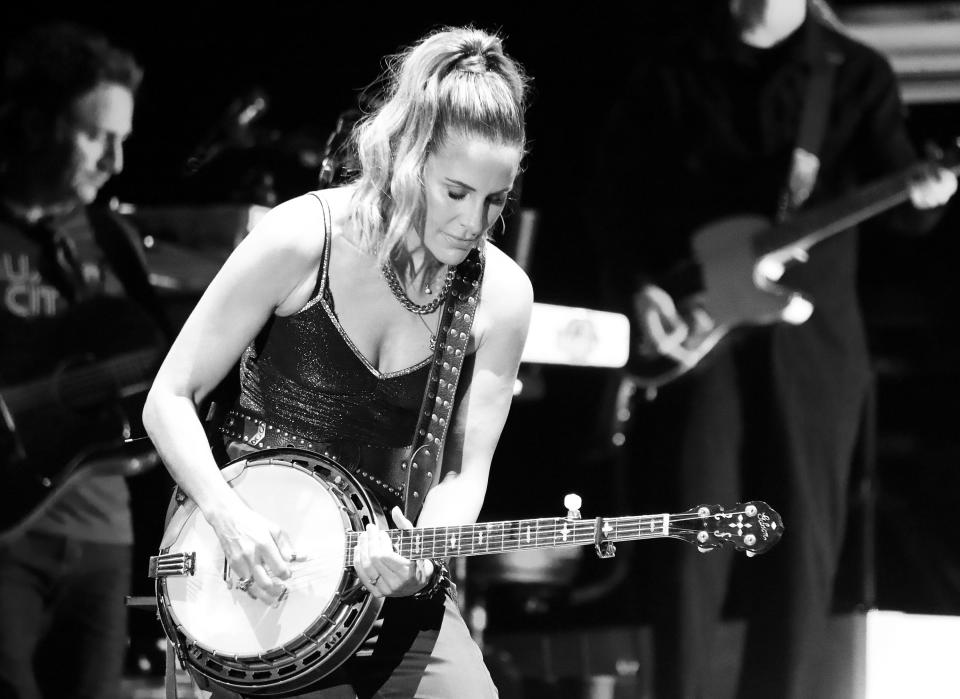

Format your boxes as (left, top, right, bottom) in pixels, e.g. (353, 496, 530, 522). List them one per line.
(400, 245, 484, 522)
(776, 21, 843, 221)
(0, 204, 89, 304)
(88, 206, 173, 339)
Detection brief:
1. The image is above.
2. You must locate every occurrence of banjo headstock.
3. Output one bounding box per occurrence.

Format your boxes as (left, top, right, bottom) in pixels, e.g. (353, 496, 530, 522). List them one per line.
(676, 501, 784, 556)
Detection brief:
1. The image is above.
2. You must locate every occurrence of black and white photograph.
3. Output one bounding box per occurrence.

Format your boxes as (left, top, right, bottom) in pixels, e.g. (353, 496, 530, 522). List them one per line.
(0, 2, 958, 697)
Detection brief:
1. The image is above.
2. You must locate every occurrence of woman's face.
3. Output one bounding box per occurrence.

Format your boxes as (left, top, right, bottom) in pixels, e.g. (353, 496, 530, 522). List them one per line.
(420, 133, 521, 266)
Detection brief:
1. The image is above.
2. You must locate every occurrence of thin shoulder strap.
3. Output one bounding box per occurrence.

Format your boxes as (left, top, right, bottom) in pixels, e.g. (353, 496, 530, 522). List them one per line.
(307, 192, 333, 300)
(88, 206, 172, 339)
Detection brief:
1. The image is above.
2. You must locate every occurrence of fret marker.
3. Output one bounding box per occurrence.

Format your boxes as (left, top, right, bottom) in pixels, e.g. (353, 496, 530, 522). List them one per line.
(602, 520, 613, 536)
(525, 526, 532, 543)
(449, 534, 458, 550)
(661, 514, 669, 536)
(414, 534, 421, 555)
(560, 523, 570, 542)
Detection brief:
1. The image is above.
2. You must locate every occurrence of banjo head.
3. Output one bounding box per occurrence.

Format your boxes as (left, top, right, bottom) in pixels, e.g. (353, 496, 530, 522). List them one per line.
(156, 448, 384, 695)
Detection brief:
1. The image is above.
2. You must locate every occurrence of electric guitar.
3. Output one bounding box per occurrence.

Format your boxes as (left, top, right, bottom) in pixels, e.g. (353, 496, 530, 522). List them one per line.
(0, 295, 164, 541)
(150, 447, 783, 697)
(628, 150, 960, 393)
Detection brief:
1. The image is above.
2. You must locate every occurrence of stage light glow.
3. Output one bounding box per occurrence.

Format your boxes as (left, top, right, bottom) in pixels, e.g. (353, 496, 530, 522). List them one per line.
(865, 611, 960, 698)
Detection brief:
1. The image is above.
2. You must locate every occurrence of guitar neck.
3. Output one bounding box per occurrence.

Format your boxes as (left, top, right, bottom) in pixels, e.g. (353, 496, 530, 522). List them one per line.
(755, 160, 960, 258)
(2, 348, 158, 412)
(344, 514, 681, 565)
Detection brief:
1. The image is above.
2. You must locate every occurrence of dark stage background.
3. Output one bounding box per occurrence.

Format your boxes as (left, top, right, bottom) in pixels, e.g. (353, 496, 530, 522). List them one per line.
(3, 0, 958, 676)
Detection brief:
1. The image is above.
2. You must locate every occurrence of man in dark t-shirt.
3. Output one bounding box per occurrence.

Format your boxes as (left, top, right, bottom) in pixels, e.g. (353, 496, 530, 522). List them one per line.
(0, 22, 163, 699)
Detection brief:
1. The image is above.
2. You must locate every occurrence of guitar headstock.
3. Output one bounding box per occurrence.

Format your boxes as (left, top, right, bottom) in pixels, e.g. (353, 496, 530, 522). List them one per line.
(675, 501, 784, 556)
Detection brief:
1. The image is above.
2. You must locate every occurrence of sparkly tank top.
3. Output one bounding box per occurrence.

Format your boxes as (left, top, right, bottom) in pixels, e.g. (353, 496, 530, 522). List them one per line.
(235, 193, 432, 449)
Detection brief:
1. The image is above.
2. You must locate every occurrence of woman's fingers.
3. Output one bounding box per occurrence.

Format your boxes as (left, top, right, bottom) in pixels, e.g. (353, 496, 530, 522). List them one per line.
(265, 528, 293, 580)
(391, 506, 413, 530)
(214, 505, 296, 605)
(355, 523, 405, 597)
(229, 544, 290, 604)
(353, 515, 427, 598)
(239, 565, 285, 604)
(250, 562, 276, 589)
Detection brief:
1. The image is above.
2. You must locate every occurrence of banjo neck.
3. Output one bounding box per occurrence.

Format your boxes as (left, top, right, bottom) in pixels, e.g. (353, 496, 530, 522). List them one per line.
(346, 516, 675, 564)
(344, 504, 781, 565)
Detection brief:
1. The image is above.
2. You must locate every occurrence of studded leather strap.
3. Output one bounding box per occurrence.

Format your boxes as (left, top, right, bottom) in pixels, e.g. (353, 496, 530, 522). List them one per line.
(400, 246, 483, 522)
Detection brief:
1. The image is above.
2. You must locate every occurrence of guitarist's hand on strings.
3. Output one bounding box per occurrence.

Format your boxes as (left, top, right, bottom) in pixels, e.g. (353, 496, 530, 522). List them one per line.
(908, 165, 957, 210)
(209, 500, 294, 605)
(633, 284, 705, 367)
(354, 506, 435, 599)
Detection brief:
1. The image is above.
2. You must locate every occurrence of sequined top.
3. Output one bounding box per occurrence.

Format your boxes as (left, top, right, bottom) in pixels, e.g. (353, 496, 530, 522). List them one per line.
(236, 194, 432, 449)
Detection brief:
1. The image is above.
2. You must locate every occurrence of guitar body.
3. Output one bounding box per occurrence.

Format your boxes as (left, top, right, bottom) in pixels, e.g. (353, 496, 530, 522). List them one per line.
(0, 295, 163, 537)
(630, 214, 813, 391)
(692, 215, 809, 328)
(152, 448, 784, 697)
(155, 449, 385, 696)
(627, 152, 960, 392)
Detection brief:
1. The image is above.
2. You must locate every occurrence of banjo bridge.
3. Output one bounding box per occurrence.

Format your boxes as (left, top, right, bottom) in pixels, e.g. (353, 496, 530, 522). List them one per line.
(149, 551, 196, 578)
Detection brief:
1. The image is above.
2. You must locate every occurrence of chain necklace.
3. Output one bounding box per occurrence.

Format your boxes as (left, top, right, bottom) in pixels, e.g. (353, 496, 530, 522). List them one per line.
(418, 314, 440, 351)
(381, 261, 456, 315)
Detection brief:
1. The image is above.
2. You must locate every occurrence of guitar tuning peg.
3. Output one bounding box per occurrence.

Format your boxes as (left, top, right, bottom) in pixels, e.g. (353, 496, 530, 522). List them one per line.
(564, 493, 582, 520)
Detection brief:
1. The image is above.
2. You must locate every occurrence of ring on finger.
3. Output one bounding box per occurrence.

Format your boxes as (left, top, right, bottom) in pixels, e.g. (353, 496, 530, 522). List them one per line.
(370, 575, 381, 586)
(238, 577, 254, 592)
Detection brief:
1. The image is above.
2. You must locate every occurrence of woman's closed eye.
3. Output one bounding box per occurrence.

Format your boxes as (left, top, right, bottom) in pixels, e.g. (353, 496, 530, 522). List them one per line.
(447, 191, 508, 206)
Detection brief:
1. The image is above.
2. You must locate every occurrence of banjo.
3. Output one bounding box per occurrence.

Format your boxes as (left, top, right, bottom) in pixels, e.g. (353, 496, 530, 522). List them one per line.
(150, 447, 784, 696)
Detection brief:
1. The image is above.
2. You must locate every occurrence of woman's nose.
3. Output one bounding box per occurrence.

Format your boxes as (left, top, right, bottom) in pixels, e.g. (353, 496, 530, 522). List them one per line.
(461, 202, 487, 235)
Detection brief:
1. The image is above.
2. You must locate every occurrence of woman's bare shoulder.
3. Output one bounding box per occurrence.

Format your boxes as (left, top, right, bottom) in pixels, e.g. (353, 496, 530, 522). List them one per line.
(303, 184, 358, 240)
(247, 192, 331, 258)
(482, 242, 533, 304)
(477, 242, 533, 331)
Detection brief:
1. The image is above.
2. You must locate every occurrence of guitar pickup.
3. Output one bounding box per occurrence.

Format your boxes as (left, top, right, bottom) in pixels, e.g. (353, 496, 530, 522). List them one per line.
(149, 551, 196, 578)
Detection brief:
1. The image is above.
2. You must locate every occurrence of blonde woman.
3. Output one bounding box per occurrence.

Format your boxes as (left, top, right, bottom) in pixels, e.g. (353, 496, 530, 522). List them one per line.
(143, 26, 531, 698)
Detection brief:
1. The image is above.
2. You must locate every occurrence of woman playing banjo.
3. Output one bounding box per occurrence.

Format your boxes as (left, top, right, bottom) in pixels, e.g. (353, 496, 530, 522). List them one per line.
(143, 25, 532, 698)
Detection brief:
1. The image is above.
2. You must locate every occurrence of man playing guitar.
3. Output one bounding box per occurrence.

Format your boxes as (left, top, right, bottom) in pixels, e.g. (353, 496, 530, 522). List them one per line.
(589, 1, 956, 698)
(0, 23, 165, 699)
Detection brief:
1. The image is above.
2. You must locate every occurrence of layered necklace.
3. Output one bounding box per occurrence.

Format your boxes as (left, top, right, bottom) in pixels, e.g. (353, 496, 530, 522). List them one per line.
(381, 261, 457, 349)
(381, 261, 455, 315)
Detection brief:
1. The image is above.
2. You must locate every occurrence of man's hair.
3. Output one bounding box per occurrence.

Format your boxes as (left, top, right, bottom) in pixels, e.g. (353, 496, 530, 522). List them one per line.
(0, 22, 142, 162)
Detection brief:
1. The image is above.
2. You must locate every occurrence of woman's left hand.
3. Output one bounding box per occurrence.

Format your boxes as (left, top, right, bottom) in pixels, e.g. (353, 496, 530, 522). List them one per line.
(353, 506, 433, 598)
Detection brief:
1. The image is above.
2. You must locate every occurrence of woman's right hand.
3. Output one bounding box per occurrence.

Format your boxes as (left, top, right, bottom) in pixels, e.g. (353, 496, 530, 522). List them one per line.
(207, 500, 294, 605)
